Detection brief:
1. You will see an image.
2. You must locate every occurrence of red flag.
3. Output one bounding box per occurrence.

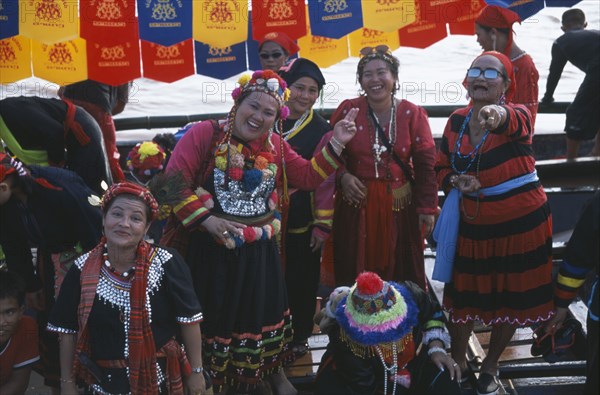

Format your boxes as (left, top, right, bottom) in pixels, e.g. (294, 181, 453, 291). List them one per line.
(251, 0, 306, 41)
(80, 0, 139, 45)
(141, 39, 194, 83)
(87, 38, 140, 86)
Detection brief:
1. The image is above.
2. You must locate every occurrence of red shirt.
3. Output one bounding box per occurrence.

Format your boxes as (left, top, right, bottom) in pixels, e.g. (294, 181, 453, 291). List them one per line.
(0, 315, 40, 386)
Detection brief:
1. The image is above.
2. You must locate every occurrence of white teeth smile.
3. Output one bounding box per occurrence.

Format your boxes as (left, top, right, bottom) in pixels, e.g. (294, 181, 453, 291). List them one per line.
(248, 120, 259, 128)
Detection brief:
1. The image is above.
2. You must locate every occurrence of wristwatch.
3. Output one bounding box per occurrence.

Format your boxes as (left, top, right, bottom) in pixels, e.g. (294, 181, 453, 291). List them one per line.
(191, 366, 204, 374)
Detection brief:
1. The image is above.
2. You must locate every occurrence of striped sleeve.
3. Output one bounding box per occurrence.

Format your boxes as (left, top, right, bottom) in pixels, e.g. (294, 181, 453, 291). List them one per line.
(283, 135, 342, 191)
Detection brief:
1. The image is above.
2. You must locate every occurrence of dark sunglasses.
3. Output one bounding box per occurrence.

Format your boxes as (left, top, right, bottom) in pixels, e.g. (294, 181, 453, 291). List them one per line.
(259, 52, 284, 60)
(359, 45, 391, 57)
(466, 67, 503, 80)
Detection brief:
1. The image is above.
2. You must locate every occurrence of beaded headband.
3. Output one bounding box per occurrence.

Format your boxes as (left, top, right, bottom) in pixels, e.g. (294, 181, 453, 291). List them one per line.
(232, 70, 291, 120)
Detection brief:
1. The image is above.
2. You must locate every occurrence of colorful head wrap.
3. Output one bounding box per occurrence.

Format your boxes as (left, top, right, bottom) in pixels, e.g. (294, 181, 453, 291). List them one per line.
(258, 32, 300, 56)
(475, 5, 521, 56)
(100, 181, 159, 220)
(126, 141, 166, 177)
(231, 70, 291, 120)
(335, 272, 418, 358)
(465, 51, 516, 103)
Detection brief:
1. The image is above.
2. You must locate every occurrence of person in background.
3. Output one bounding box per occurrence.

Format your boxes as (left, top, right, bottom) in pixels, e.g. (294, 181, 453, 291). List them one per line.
(48, 182, 207, 395)
(327, 46, 438, 290)
(543, 191, 598, 394)
(277, 58, 332, 357)
(541, 8, 600, 160)
(162, 69, 358, 394)
(59, 80, 130, 182)
(0, 152, 102, 392)
(0, 270, 40, 395)
(124, 135, 176, 243)
(314, 271, 461, 395)
(475, 5, 539, 126)
(434, 51, 553, 395)
(0, 96, 111, 194)
(258, 32, 300, 71)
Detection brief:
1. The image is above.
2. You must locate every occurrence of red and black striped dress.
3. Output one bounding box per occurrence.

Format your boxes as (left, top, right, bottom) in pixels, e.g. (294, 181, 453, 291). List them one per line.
(435, 105, 553, 326)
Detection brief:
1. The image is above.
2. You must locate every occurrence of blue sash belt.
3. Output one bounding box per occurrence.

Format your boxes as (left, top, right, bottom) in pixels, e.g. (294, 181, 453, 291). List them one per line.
(432, 171, 539, 283)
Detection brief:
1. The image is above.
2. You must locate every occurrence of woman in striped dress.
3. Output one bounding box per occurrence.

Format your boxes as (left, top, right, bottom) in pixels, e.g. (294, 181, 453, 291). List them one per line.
(434, 51, 553, 395)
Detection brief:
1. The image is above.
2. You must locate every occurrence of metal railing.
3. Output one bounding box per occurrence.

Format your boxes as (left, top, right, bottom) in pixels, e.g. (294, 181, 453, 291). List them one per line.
(114, 101, 570, 132)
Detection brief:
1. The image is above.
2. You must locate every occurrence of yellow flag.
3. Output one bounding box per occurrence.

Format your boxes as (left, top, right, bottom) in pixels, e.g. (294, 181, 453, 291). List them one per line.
(19, 0, 79, 44)
(348, 28, 400, 58)
(298, 34, 349, 69)
(361, 0, 416, 32)
(0, 36, 32, 83)
(193, 0, 248, 47)
(32, 38, 87, 85)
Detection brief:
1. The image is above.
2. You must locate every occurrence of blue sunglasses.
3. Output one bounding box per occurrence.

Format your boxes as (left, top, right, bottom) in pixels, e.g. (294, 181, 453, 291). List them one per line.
(466, 67, 503, 79)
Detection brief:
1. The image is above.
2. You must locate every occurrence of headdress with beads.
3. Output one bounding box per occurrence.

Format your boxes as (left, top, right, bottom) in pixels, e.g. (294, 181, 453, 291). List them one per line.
(100, 182, 159, 221)
(336, 272, 418, 359)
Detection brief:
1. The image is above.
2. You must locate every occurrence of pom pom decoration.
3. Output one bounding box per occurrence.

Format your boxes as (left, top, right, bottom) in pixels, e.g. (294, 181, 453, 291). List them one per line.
(356, 272, 384, 295)
(238, 74, 251, 87)
(243, 168, 263, 192)
(280, 106, 290, 120)
(194, 186, 214, 209)
(259, 152, 275, 162)
(254, 156, 269, 170)
(215, 156, 228, 171)
(229, 167, 244, 181)
(230, 153, 245, 168)
(266, 78, 280, 92)
(262, 169, 274, 181)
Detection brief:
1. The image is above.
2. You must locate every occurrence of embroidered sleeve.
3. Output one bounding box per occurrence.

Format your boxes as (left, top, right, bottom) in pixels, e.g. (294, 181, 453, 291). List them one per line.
(165, 122, 215, 229)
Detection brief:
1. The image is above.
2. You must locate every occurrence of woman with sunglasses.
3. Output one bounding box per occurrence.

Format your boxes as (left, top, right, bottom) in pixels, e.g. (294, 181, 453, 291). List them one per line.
(258, 32, 299, 71)
(475, 5, 539, 126)
(434, 51, 553, 395)
(327, 46, 438, 290)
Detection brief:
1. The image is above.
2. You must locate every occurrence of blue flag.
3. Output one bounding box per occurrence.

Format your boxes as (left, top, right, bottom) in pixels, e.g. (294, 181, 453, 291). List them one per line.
(137, 0, 192, 46)
(308, 0, 363, 39)
(195, 40, 247, 80)
(0, 0, 18, 40)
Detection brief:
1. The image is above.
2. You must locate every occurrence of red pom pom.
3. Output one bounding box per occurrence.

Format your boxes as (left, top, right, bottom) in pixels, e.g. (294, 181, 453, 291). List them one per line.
(356, 272, 383, 295)
(243, 227, 257, 242)
(257, 151, 274, 162)
(229, 167, 243, 181)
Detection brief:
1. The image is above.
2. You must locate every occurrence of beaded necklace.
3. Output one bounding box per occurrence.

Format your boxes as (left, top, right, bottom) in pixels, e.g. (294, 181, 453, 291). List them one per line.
(103, 244, 136, 278)
(375, 343, 398, 395)
(451, 109, 489, 220)
(275, 110, 311, 141)
(450, 108, 490, 175)
(368, 98, 396, 179)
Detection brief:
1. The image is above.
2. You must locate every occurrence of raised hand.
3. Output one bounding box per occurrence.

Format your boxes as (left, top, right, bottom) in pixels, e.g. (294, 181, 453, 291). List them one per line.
(332, 108, 359, 146)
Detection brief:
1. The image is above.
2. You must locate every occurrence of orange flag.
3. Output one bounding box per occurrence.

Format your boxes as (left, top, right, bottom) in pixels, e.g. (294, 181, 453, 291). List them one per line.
(19, 0, 79, 44)
(0, 36, 33, 83)
(32, 38, 87, 84)
(87, 38, 141, 86)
